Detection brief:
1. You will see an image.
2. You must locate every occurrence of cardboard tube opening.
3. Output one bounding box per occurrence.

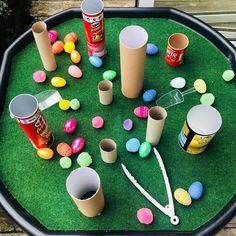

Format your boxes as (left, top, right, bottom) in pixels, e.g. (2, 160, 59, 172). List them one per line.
(32, 21, 47, 34)
(168, 33, 189, 50)
(9, 94, 38, 119)
(149, 106, 167, 120)
(119, 25, 148, 49)
(187, 104, 222, 135)
(100, 139, 116, 152)
(81, 0, 104, 15)
(98, 80, 112, 91)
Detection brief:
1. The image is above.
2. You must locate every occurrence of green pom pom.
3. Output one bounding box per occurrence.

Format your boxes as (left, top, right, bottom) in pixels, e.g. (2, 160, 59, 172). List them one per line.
(70, 99, 80, 110)
(77, 152, 92, 167)
(60, 157, 72, 169)
(200, 93, 215, 106)
(222, 70, 235, 82)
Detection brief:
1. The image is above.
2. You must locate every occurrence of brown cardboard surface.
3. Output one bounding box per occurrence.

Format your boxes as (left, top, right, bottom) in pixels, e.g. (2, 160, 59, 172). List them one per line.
(98, 80, 113, 105)
(99, 138, 117, 163)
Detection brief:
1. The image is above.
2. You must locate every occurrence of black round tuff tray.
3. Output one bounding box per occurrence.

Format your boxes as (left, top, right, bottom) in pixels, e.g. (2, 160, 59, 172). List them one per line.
(0, 7, 236, 236)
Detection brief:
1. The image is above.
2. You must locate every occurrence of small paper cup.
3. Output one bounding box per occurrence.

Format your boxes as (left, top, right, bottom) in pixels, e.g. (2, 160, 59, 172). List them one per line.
(66, 167, 105, 217)
(98, 80, 113, 105)
(179, 104, 222, 154)
(99, 138, 117, 163)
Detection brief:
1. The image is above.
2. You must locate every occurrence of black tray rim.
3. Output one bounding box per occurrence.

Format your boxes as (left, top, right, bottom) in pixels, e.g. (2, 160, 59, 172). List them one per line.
(0, 7, 235, 236)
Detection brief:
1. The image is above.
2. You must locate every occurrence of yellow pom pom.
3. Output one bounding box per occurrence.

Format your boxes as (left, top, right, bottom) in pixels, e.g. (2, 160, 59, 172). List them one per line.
(59, 99, 70, 110)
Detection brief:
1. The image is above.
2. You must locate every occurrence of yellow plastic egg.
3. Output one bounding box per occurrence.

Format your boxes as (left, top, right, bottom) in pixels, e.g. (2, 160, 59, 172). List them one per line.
(194, 79, 207, 94)
(51, 77, 67, 87)
(59, 99, 70, 110)
(64, 40, 75, 53)
(174, 188, 192, 206)
(70, 50, 81, 63)
(64, 32, 78, 43)
(37, 148, 54, 160)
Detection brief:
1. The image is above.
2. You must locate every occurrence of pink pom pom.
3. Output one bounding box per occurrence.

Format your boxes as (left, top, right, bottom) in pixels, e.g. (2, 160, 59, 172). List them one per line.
(92, 116, 104, 129)
(137, 208, 153, 225)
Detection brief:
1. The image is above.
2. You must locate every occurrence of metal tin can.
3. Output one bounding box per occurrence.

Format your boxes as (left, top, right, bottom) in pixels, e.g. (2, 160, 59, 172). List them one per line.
(9, 94, 53, 149)
(81, 0, 106, 57)
(165, 33, 189, 67)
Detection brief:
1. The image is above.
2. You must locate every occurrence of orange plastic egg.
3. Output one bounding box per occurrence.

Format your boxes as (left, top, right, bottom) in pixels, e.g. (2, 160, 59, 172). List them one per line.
(70, 50, 81, 63)
(57, 142, 72, 157)
(64, 32, 78, 43)
(37, 148, 54, 160)
(52, 41, 64, 54)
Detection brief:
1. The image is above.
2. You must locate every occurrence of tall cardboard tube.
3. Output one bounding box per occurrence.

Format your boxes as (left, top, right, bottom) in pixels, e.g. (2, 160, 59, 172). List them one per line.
(119, 25, 148, 98)
(32, 21, 57, 71)
(145, 106, 167, 146)
(66, 167, 105, 217)
(99, 138, 117, 163)
(98, 80, 113, 105)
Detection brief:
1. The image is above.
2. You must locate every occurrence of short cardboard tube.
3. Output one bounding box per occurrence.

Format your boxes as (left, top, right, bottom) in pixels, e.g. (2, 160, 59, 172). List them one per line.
(99, 138, 117, 163)
(32, 21, 57, 71)
(98, 80, 113, 105)
(145, 106, 167, 146)
(66, 167, 105, 217)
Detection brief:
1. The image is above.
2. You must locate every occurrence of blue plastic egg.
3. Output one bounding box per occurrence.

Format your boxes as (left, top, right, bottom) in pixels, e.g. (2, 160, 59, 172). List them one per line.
(146, 43, 159, 55)
(89, 56, 102, 68)
(142, 89, 157, 102)
(188, 181, 204, 200)
(126, 138, 140, 153)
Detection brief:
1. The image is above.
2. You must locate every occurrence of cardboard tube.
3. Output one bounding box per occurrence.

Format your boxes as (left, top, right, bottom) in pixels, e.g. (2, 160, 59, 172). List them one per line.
(99, 138, 117, 163)
(145, 106, 167, 146)
(66, 167, 105, 217)
(32, 21, 57, 71)
(119, 25, 148, 98)
(98, 80, 113, 105)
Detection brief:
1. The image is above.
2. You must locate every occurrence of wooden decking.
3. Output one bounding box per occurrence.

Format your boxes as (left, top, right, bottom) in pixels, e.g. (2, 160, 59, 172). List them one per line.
(1, 1, 236, 235)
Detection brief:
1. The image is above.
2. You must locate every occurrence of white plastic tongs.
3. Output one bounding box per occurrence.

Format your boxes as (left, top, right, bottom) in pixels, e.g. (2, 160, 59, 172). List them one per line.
(121, 147, 179, 225)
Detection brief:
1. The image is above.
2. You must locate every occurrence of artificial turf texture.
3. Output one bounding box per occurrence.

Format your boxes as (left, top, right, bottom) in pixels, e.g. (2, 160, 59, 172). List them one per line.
(0, 17, 236, 233)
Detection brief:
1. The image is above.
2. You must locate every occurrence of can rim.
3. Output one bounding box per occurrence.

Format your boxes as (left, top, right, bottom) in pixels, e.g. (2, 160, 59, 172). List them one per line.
(81, 0, 104, 16)
(168, 33, 189, 51)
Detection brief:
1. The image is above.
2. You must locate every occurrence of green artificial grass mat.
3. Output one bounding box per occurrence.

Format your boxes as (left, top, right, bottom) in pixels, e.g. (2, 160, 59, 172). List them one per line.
(0, 17, 236, 233)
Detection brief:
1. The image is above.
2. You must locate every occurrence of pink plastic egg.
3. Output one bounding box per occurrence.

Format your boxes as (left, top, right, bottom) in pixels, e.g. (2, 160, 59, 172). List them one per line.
(137, 208, 153, 225)
(92, 116, 104, 129)
(71, 137, 85, 153)
(33, 70, 46, 83)
(68, 65, 82, 78)
(48, 30, 58, 43)
(134, 106, 150, 118)
(64, 118, 77, 133)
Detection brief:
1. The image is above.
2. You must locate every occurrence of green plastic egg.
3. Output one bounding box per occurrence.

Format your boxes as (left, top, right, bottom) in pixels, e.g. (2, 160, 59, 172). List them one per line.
(51, 76, 66, 87)
(102, 70, 117, 80)
(139, 142, 151, 158)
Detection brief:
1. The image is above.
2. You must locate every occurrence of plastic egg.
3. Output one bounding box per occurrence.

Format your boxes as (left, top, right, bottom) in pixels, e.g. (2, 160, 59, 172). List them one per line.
(134, 106, 150, 119)
(103, 70, 117, 80)
(92, 116, 104, 128)
(71, 137, 85, 153)
(70, 50, 81, 64)
(170, 77, 186, 89)
(194, 79, 207, 94)
(57, 142, 72, 157)
(37, 148, 54, 160)
(137, 208, 153, 225)
(52, 41, 64, 54)
(64, 118, 77, 133)
(146, 43, 159, 55)
(142, 89, 157, 102)
(48, 30, 58, 43)
(174, 188, 192, 206)
(64, 32, 78, 43)
(64, 40, 75, 53)
(70, 99, 80, 110)
(126, 138, 140, 153)
(51, 76, 66, 87)
(33, 70, 46, 83)
(123, 119, 133, 131)
(139, 142, 151, 158)
(188, 181, 204, 200)
(89, 56, 102, 68)
(68, 65, 82, 78)
(59, 99, 70, 110)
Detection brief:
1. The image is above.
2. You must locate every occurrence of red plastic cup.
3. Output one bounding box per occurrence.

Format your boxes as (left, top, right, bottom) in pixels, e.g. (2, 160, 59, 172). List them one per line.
(165, 33, 189, 67)
(81, 0, 106, 57)
(9, 94, 53, 149)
